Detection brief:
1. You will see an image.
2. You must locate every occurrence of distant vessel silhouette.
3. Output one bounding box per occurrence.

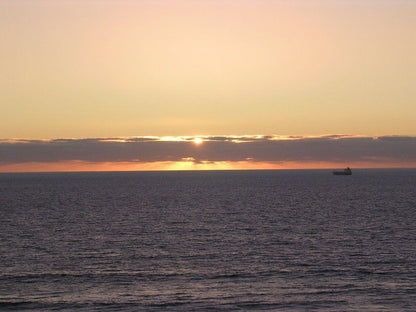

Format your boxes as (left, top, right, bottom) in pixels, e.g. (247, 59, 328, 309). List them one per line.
(333, 167, 352, 175)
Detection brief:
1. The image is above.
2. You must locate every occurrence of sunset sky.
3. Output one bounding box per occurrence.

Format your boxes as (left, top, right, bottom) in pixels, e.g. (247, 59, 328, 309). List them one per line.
(1, 0, 415, 171)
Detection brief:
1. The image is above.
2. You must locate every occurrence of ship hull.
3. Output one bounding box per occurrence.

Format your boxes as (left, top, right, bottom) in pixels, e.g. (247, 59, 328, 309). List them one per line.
(333, 171, 352, 175)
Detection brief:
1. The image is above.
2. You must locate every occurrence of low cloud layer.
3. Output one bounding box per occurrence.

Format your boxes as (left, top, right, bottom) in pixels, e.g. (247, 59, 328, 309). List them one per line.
(1, 135, 416, 166)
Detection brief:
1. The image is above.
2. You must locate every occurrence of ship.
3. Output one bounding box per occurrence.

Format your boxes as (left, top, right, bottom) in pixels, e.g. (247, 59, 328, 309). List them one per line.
(333, 167, 352, 175)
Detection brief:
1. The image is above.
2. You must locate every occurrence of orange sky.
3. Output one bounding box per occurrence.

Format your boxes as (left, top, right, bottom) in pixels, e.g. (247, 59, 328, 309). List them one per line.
(1, 0, 415, 139)
(1, 1, 415, 172)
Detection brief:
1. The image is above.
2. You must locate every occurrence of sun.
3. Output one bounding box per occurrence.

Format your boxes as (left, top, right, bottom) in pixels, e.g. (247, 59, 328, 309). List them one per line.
(193, 137, 203, 145)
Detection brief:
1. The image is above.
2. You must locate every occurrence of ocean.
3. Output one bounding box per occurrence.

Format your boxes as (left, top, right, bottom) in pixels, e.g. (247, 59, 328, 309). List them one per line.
(1, 169, 416, 311)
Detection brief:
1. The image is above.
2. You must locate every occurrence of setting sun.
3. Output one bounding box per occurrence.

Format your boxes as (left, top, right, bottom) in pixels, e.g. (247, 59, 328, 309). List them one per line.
(193, 137, 203, 145)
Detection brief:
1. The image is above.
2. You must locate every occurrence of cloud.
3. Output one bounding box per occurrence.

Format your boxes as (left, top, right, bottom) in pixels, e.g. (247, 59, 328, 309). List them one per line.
(1, 135, 416, 167)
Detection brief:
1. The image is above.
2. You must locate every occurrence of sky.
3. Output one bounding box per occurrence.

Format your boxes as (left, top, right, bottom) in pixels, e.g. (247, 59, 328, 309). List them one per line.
(1, 0, 415, 171)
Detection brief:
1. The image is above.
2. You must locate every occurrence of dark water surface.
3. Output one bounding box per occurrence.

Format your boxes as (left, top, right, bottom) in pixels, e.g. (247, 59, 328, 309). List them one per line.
(1, 169, 416, 311)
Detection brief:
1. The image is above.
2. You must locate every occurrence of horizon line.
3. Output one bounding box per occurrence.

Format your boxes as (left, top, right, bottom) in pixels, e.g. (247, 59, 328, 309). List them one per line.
(2, 166, 416, 175)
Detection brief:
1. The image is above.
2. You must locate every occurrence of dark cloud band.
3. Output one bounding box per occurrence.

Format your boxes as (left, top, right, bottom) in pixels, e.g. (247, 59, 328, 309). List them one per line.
(1, 135, 416, 165)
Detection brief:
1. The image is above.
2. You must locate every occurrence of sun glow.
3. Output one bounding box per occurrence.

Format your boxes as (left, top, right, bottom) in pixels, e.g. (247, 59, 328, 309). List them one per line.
(193, 137, 203, 145)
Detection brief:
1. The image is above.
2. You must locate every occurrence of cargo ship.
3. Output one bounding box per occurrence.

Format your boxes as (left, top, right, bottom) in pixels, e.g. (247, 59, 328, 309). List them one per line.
(333, 167, 352, 175)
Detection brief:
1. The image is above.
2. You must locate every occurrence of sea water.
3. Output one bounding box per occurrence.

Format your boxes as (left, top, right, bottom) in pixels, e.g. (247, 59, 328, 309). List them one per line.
(1, 169, 416, 311)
